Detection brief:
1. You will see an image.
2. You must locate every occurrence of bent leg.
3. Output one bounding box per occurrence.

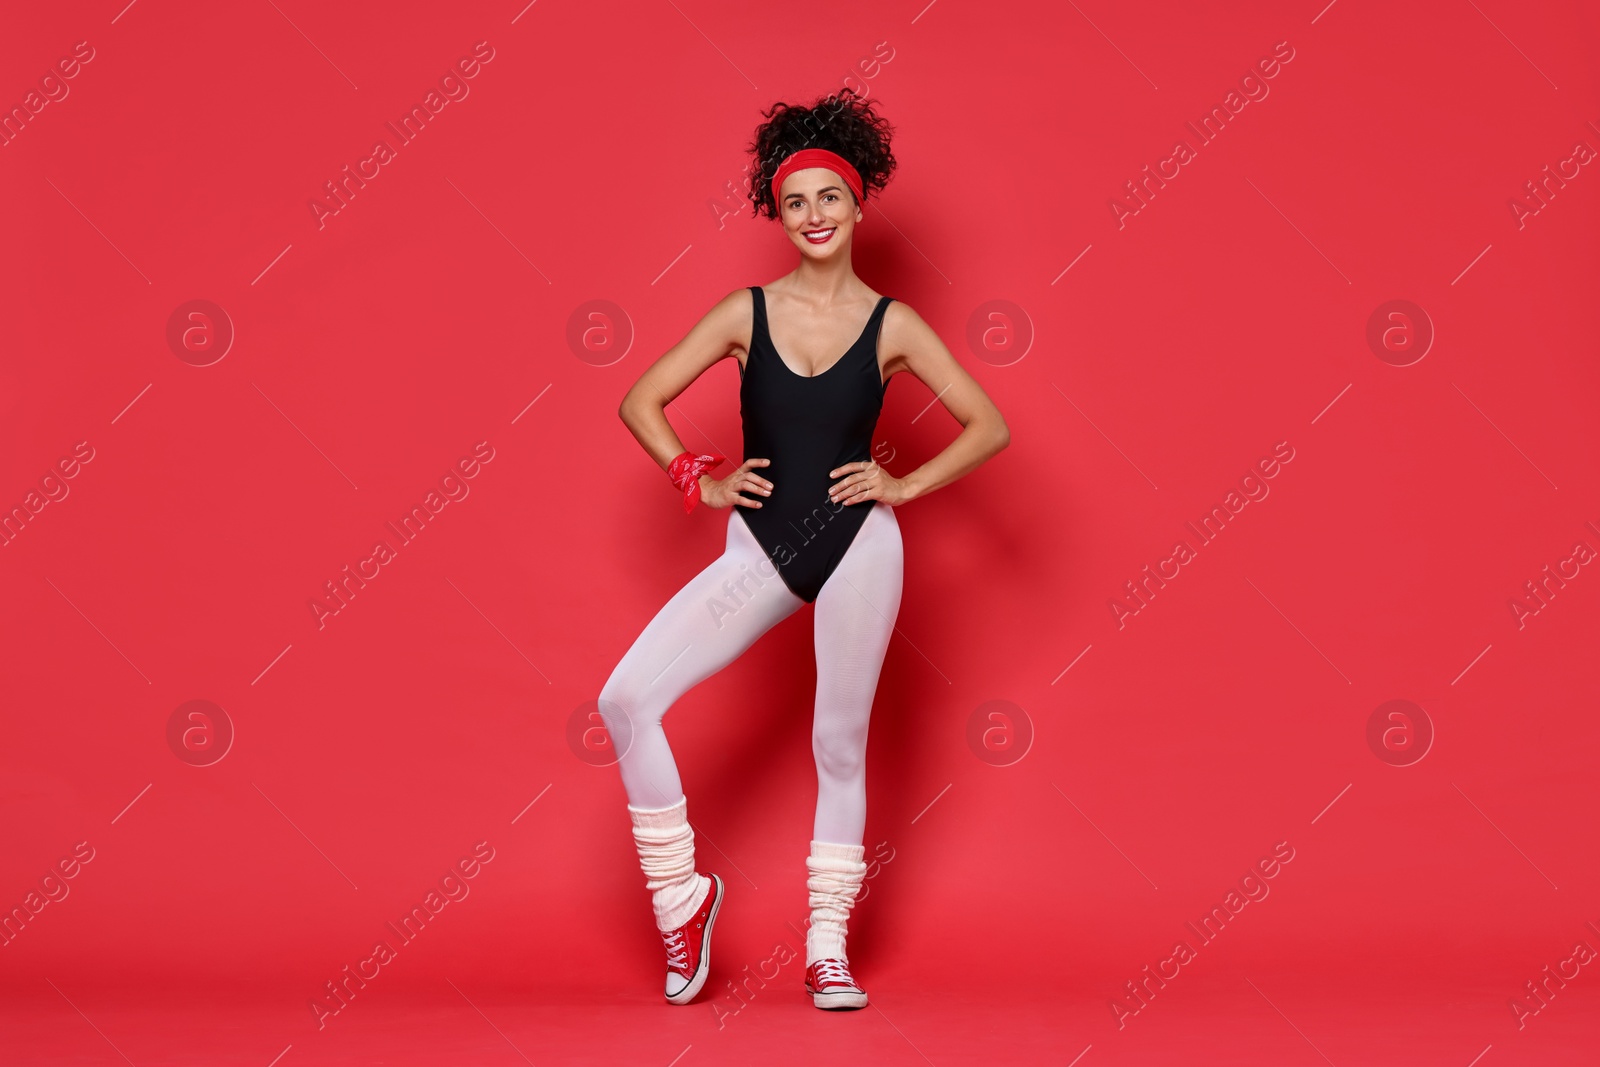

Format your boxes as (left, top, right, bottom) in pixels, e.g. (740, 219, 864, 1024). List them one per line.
(811, 502, 904, 845)
(599, 512, 804, 809)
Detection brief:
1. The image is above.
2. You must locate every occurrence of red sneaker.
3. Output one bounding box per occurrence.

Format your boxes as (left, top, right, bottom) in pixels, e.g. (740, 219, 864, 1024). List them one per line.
(662, 874, 722, 1004)
(804, 957, 867, 1010)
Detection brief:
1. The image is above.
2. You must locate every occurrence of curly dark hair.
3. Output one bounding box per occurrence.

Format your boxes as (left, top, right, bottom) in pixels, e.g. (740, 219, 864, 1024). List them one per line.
(745, 88, 897, 220)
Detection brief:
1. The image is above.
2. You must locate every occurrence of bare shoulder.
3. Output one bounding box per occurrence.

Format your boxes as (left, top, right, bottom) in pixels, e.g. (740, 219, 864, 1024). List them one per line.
(880, 299, 954, 381)
(623, 287, 756, 409)
(882, 298, 934, 347)
(876, 299, 1007, 437)
(676, 286, 756, 368)
(704, 286, 756, 353)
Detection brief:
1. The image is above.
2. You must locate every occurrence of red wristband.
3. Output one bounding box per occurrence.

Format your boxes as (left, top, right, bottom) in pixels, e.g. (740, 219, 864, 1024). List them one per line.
(667, 451, 725, 513)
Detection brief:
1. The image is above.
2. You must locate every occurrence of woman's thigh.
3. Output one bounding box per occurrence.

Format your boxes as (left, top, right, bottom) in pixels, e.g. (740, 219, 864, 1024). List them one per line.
(603, 511, 805, 720)
(813, 501, 904, 679)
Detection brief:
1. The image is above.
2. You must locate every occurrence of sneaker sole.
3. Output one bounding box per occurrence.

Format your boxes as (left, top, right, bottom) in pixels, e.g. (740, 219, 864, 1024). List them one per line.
(665, 874, 722, 1005)
(810, 989, 868, 1010)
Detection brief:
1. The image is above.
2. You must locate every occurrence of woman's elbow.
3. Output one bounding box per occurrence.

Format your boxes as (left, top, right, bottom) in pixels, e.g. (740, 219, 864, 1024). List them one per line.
(991, 416, 1011, 451)
(617, 387, 646, 426)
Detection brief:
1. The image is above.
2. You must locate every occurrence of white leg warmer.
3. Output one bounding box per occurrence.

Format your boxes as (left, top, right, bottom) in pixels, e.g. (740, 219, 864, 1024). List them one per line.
(805, 839, 867, 964)
(629, 797, 711, 932)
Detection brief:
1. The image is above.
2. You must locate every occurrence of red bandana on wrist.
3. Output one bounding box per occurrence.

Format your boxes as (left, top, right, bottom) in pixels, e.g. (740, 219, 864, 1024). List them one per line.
(668, 451, 725, 513)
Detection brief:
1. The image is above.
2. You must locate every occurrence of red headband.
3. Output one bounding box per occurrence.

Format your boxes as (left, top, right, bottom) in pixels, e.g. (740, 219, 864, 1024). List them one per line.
(769, 148, 864, 210)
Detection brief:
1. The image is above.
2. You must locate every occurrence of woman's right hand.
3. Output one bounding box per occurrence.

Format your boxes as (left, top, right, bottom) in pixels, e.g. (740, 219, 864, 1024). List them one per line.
(699, 458, 774, 509)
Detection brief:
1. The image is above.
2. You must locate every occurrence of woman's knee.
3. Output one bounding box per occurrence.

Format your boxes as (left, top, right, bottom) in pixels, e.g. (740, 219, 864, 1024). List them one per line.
(813, 724, 867, 780)
(596, 677, 663, 740)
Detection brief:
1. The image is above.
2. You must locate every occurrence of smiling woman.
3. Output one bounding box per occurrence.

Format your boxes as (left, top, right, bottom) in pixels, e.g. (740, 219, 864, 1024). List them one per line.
(595, 86, 1010, 1016)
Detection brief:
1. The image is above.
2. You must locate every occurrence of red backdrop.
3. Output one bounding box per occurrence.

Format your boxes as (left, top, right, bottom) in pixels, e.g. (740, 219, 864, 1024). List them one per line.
(2, 1, 1597, 1064)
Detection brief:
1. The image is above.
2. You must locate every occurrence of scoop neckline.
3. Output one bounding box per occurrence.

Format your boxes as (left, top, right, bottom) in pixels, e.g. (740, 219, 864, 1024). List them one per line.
(755, 286, 888, 381)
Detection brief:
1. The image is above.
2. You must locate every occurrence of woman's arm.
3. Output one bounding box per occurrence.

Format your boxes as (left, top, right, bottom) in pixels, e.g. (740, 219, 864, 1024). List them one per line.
(877, 301, 1010, 502)
(618, 288, 755, 500)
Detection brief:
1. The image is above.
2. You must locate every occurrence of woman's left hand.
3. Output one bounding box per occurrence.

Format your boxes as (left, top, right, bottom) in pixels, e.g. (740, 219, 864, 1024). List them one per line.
(828, 460, 913, 507)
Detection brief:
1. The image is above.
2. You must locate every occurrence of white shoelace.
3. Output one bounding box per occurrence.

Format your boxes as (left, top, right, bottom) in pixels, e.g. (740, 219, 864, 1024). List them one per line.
(663, 929, 690, 970)
(813, 959, 856, 987)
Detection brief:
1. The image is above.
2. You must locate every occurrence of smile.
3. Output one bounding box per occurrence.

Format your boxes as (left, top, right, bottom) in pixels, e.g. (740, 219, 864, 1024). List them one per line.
(802, 227, 836, 244)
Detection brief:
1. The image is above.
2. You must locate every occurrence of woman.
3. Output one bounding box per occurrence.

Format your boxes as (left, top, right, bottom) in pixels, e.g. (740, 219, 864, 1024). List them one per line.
(598, 89, 1009, 1010)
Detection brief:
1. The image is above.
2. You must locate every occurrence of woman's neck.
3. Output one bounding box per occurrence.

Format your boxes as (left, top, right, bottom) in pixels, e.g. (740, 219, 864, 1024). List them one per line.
(780, 255, 862, 306)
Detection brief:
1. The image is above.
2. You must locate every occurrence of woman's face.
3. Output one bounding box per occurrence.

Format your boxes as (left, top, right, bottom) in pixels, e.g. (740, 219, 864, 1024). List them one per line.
(778, 168, 862, 259)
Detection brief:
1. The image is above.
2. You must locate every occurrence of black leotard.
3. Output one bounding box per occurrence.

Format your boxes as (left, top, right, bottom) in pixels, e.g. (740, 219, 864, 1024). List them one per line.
(736, 285, 895, 603)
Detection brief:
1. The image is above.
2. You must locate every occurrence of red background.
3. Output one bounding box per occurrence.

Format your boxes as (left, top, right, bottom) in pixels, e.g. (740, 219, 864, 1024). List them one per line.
(2, 1, 1597, 1064)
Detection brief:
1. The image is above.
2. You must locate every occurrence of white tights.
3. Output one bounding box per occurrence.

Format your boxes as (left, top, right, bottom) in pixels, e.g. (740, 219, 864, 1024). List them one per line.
(599, 502, 903, 845)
